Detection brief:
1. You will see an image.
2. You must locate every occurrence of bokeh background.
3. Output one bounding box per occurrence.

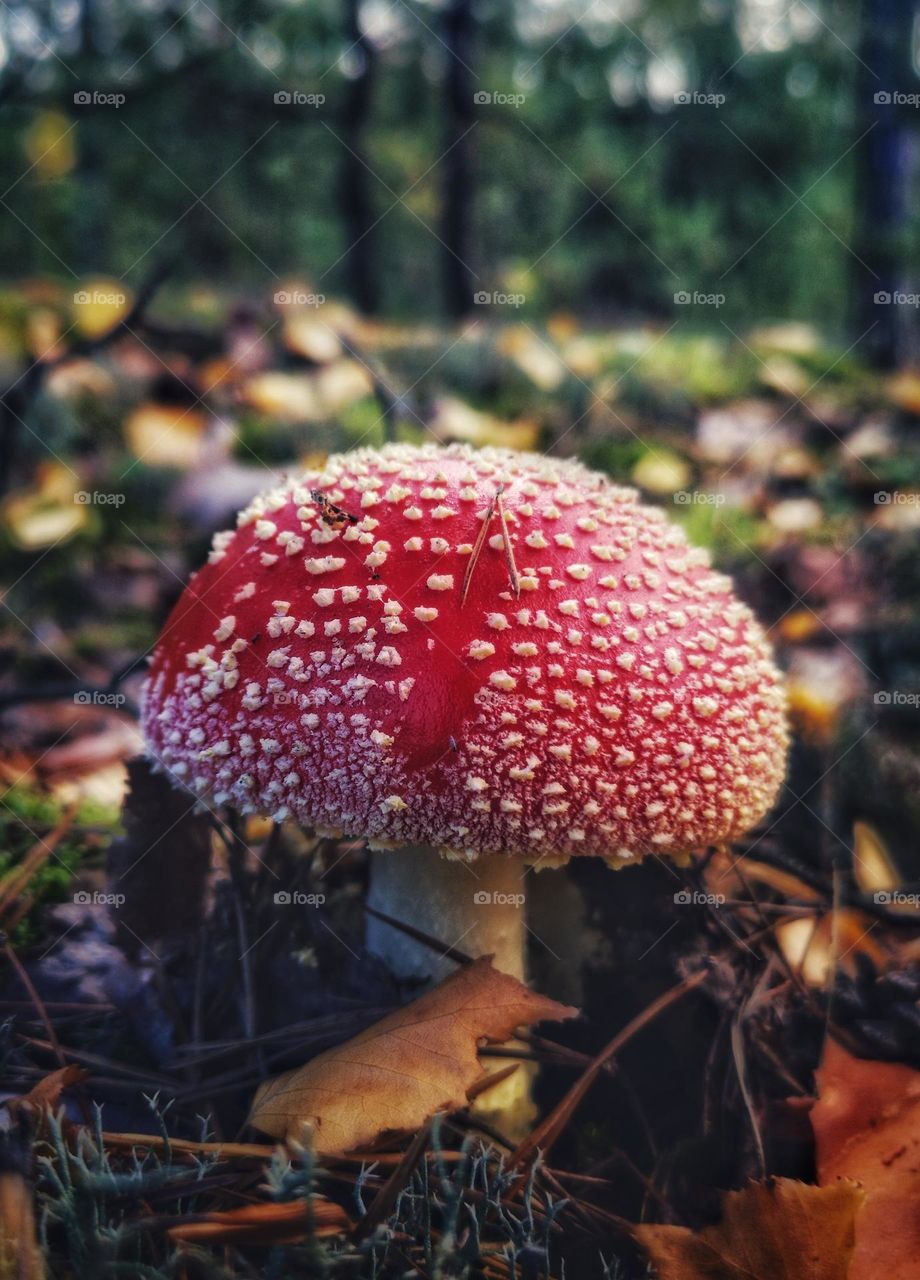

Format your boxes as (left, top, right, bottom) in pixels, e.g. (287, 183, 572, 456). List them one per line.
(3, 4, 920, 1275)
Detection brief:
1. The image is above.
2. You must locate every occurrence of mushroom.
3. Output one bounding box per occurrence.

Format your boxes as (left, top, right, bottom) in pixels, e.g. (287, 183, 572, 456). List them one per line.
(142, 444, 787, 990)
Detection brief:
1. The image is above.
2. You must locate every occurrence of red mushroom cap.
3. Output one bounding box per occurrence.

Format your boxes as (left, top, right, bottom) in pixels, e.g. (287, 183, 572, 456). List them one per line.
(142, 444, 787, 862)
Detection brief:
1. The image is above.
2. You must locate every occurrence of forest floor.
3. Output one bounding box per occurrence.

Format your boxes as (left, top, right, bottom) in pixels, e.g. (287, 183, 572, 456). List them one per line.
(2, 277, 920, 1278)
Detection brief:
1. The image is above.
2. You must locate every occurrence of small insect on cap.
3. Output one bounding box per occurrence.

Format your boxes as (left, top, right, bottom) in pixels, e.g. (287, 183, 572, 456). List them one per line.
(143, 443, 788, 862)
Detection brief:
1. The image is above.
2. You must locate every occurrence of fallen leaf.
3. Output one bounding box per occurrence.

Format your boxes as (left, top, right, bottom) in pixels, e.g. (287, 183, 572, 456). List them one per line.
(124, 402, 208, 467)
(813, 1039, 920, 1280)
(429, 396, 540, 452)
(634, 1178, 862, 1280)
(249, 957, 576, 1152)
(851, 821, 900, 897)
(8, 1065, 88, 1117)
(1, 463, 89, 550)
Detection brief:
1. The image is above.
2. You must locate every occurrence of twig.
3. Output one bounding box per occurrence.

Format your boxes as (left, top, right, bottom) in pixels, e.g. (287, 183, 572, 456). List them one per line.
(508, 968, 709, 1170)
(3, 941, 66, 1068)
(495, 487, 520, 597)
(363, 904, 475, 966)
(460, 488, 500, 607)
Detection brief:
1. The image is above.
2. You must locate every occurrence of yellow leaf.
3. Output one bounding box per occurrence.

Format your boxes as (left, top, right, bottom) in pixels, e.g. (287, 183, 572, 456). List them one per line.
(1, 463, 88, 550)
(124, 403, 207, 467)
(497, 327, 566, 391)
(24, 110, 74, 179)
(72, 279, 132, 339)
(282, 313, 342, 364)
(634, 1178, 863, 1280)
(429, 396, 540, 452)
(852, 820, 899, 896)
(248, 957, 576, 1152)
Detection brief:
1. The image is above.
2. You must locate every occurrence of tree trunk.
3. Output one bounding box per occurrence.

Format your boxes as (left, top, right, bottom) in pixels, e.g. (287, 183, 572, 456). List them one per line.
(854, 0, 918, 368)
(338, 0, 379, 314)
(440, 0, 476, 319)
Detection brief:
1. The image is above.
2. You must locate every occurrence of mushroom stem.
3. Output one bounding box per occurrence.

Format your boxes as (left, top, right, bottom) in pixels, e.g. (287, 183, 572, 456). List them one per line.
(366, 847, 534, 1134)
(366, 847, 526, 984)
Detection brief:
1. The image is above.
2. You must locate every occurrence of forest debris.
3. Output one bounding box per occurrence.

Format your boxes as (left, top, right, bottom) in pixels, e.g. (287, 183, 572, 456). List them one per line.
(167, 1197, 351, 1244)
(0, 1121, 45, 1280)
(633, 1178, 862, 1280)
(813, 1039, 920, 1280)
(776, 911, 892, 987)
(248, 957, 576, 1151)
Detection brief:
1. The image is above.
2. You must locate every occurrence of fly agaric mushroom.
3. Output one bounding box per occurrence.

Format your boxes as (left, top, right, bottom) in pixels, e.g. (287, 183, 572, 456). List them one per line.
(142, 443, 787, 983)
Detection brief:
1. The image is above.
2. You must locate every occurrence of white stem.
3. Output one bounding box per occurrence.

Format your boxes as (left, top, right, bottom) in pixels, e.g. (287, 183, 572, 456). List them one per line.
(366, 846, 526, 983)
(366, 846, 534, 1134)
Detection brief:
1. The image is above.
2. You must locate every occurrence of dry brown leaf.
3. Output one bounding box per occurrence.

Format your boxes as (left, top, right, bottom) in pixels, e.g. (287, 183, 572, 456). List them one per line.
(8, 1065, 88, 1118)
(813, 1038, 920, 1280)
(634, 1178, 862, 1280)
(249, 957, 576, 1152)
